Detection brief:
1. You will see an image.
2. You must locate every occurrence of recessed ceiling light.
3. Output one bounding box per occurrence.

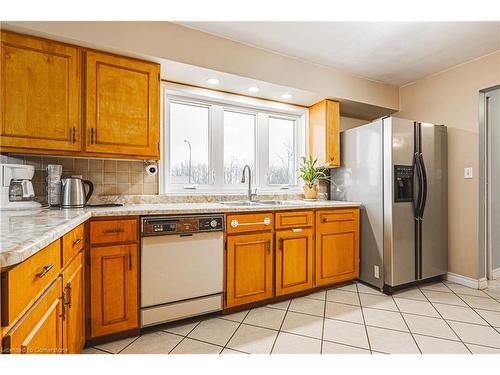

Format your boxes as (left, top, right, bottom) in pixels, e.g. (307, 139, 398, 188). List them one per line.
(207, 78, 219, 85)
(281, 93, 292, 99)
(248, 86, 260, 93)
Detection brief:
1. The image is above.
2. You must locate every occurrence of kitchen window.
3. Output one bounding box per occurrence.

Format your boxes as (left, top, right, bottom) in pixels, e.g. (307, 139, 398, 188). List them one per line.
(161, 83, 306, 193)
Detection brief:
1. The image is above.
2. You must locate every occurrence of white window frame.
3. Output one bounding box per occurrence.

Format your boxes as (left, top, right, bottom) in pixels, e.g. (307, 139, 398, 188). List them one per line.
(160, 82, 307, 194)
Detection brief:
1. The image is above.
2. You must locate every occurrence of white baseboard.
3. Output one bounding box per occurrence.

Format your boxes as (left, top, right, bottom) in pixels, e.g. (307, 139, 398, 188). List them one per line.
(491, 267, 500, 280)
(445, 272, 487, 289)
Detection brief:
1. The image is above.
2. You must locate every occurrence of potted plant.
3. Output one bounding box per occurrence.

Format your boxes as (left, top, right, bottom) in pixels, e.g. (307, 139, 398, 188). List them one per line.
(298, 156, 330, 200)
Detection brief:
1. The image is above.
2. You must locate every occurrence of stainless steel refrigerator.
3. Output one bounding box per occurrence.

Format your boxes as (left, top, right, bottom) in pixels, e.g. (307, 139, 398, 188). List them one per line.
(331, 117, 447, 293)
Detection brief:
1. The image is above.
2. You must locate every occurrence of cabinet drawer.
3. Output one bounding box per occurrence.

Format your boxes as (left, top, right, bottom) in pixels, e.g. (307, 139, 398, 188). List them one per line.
(3, 278, 63, 354)
(317, 208, 359, 230)
(1, 240, 61, 327)
(275, 210, 313, 229)
(62, 224, 85, 267)
(90, 219, 138, 245)
(226, 213, 274, 234)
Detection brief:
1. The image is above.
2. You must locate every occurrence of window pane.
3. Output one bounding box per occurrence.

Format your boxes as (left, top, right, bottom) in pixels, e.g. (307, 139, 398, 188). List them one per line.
(169, 102, 209, 184)
(268, 117, 295, 185)
(223, 111, 255, 184)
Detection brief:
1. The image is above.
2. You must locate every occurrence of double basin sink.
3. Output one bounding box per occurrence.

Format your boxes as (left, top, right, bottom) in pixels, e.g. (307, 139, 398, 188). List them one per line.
(218, 200, 305, 208)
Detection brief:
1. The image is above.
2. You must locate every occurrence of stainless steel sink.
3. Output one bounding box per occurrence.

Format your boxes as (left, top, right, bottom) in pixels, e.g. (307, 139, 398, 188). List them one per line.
(256, 200, 301, 206)
(218, 201, 263, 207)
(219, 200, 304, 207)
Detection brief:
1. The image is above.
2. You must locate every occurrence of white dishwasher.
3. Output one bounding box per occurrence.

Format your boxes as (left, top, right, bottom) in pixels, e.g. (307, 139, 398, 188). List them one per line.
(140, 214, 224, 327)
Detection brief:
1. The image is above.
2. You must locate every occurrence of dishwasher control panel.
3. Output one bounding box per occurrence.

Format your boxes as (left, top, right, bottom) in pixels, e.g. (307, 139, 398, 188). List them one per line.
(141, 214, 224, 236)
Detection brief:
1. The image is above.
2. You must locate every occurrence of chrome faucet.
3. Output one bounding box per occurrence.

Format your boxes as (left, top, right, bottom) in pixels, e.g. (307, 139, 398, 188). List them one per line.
(241, 164, 257, 201)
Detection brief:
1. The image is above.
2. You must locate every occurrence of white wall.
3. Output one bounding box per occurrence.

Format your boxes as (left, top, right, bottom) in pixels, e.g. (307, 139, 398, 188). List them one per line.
(2, 21, 399, 112)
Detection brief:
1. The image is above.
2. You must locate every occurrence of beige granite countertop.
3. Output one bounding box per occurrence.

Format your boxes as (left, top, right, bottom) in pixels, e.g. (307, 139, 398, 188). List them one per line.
(0, 200, 360, 269)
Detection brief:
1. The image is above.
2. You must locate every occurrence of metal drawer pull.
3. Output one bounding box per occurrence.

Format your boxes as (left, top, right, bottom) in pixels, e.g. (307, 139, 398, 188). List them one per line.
(104, 228, 124, 234)
(36, 264, 54, 278)
(72, 238, 82, 246)
(230, 217, 271, 228)
(292, 228, 303, 233)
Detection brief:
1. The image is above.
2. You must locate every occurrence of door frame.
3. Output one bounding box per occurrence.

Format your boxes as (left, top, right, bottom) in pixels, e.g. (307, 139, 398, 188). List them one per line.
(479, 85, 500, 280)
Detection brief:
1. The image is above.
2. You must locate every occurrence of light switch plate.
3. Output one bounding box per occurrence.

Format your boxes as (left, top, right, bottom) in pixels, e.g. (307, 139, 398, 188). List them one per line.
(464, 167, 473, 179)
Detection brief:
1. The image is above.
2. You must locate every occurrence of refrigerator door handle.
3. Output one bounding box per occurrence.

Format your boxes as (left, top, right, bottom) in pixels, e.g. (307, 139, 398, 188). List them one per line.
(418, 153, 428, 219)
(413, 152, 423, 219)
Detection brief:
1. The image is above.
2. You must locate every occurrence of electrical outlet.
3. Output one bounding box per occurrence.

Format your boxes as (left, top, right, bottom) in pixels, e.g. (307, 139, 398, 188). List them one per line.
(464, 167, 473, 179)
(374, 265, 380, 279)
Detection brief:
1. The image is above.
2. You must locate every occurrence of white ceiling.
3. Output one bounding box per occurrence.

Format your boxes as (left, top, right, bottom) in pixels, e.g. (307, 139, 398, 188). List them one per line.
(180, 22, 500, 85)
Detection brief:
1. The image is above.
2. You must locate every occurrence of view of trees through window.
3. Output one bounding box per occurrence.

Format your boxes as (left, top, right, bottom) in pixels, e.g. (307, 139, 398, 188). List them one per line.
(166, 96, 302, 190)
(223, 111, 255, 185)
(169, 102, 209, 184)
(268, 117, 295, 185)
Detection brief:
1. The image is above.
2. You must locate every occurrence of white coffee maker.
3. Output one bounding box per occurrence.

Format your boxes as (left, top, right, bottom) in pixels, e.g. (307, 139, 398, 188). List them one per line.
(0, 164, 42, 210)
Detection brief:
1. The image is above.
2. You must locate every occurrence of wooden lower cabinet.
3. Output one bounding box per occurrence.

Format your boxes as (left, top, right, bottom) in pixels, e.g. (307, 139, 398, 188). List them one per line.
(3, 278, 63, 354)
(62, 252, 84, 354)
(275, 228, 314, 296)
(89, 244, 138, 338)
(315, 209, 360, 286)
(226, 232, 274, 308)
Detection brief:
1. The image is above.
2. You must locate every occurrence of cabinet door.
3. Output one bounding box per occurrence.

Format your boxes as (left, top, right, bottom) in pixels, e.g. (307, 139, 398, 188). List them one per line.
(0, 32, 81, 152)
(309, 99, 340, 167)
(315, 209, 360, 287)
(89, 244, 138, 338)
(226, 233, 273, 308)
(325, 100, 340, 167)
(275, 228, 314, 296)
(3, 278, 63, 354)
(85, 51, 160, 158)
(62, 251, 84, 354)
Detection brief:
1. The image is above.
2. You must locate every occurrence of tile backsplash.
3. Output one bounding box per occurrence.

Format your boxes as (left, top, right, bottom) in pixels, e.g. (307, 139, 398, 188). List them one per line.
(2, 154, 158, 204)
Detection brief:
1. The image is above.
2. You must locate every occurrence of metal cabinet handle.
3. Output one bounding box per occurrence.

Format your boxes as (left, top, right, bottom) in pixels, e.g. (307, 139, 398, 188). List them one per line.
(64, 282, 72, 308)
(35, 264, 54, 278)
(230, 217, 271, 228)
(90, 128, 95, 144)
(266, 241, 271, 254)
(71, 126, 76, 143)
(321, 217, 327, 223)
(104, 228, 124, 234)
(128, 251, 132, 271)
(72, 238, 82, 246)
(278, 238, 283, 251)
(59, 296, 66, 320)
(291, 228, 303, 233)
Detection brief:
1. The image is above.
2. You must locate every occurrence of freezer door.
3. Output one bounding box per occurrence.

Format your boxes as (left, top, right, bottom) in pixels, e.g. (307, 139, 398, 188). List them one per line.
(331, 119, 384, 288)
(384, 117, 417, 287)
(420, 123, 448, 279)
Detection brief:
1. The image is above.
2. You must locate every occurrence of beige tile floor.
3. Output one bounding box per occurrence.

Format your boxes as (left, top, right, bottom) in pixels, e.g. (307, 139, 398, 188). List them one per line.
(83, 278, 500, 354)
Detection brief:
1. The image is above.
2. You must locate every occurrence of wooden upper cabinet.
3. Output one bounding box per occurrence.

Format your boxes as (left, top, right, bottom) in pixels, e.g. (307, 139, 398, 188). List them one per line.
(85, 51, 160, 159)
(0, 31, 81, 152)
(226, 232, 274, 308)
(309, 99, 340, 167)
(275, 228, 314, 296)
